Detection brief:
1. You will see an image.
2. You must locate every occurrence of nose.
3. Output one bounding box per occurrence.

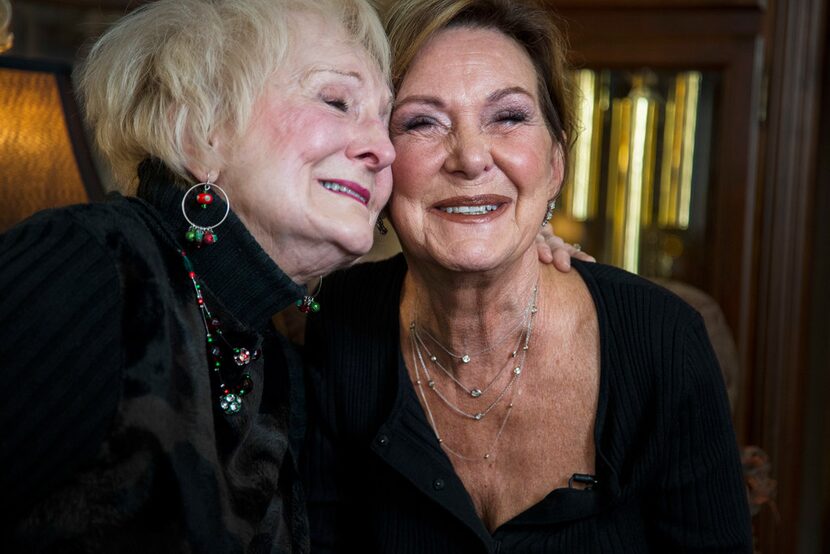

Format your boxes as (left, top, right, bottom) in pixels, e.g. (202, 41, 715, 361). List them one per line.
(348, 118, 396, 172)
(443, 121, 493, 179)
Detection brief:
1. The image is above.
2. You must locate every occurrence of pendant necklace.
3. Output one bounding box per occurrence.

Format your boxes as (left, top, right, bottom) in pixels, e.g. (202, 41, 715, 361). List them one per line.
(414, 300, 531, 365)
(410, 282, 539, 461)
(182, 251, 257, 415)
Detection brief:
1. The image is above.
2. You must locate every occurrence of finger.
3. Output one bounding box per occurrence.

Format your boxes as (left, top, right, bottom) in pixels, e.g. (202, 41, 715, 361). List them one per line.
(552, 247, 572, 272)
(536, 241, 554, 263)
(574, 251, 596, 263)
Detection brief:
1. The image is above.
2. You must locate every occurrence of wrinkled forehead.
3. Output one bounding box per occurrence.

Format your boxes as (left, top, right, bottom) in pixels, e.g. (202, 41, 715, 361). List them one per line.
(287, 4, 390, 83)
(284, 11, 389, 88)
(399, 26, 538, 95)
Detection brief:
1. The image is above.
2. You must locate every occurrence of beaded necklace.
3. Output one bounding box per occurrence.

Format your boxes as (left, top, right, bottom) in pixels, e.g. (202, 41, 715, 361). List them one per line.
(182, 250, 257, 415)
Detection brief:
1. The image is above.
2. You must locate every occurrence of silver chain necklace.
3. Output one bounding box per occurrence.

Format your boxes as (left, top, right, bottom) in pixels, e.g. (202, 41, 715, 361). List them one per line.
(414, 295, 533, 364)
(412, 327, 523, 399)
(412, 284, 538, 398)
(413, 327, 522, 421)
(409, 283, 539, 461)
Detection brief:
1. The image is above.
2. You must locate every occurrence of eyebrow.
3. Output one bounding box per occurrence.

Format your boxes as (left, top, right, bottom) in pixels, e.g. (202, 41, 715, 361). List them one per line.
(395, 87, 535, 110)
(488, 86, 535, 103)
(393, 95, 444, 109)
(303, 67, 364, 83)
(304, 67, 394, 117)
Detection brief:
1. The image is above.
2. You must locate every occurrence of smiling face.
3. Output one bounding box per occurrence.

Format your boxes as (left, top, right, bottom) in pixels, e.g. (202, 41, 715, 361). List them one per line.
(215, 13, 395, 282)
(388, 26, 563, 274)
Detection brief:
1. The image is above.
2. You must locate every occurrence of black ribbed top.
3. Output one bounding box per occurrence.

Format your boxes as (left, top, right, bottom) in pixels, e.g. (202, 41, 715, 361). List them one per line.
(303, 254, 752, 553)
(0, 160, 309, 551)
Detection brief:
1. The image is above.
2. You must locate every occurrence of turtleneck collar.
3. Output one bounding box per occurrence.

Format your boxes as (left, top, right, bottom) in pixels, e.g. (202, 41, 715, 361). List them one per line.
(134, 159, 306, 330)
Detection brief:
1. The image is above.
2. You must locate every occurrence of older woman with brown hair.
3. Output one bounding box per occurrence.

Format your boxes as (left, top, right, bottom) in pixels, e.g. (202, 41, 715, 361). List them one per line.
(303, 0, 752, 552)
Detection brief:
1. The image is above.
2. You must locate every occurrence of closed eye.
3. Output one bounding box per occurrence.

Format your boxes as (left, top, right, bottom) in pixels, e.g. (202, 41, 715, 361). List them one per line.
(493, 109, 530, 124)
(324, 97, 350, 112)
(399, 115, 438, 132)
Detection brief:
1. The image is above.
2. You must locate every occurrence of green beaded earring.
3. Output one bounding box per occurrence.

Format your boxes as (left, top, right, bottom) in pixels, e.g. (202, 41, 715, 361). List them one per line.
(182, 175, 229, 247)
(296, 277, 323, 313)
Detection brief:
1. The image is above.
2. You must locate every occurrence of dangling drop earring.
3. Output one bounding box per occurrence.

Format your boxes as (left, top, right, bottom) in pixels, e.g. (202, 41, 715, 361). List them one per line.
(376, 217, 388, 236)
(296, 277, 323, 313)
(182, 172, 229, 246)
(542, 199, 556, 227)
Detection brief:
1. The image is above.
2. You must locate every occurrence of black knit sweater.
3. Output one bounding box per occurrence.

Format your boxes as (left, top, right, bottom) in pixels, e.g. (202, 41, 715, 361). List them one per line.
(303, 254, 752, 553)
(0, 161, 309, 553)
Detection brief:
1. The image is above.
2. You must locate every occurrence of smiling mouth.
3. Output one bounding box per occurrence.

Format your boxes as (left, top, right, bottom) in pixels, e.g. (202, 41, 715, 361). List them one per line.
(320, 180, 369, 205)
(432, 195, 509, 219)
(440, 205, 499, 215)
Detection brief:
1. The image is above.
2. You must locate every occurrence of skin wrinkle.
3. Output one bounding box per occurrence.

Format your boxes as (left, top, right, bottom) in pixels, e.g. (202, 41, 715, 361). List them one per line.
(390, 26, 599, 532)
(191, 14, 395, 286)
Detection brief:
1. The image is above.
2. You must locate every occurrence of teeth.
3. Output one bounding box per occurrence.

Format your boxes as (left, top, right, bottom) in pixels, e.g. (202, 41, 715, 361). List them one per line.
(321, 181, 367, 204)
(441, 204, 499, 215)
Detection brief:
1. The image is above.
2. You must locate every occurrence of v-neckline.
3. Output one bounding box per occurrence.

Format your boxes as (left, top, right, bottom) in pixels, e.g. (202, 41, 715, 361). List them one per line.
(382, 258, 617, 543)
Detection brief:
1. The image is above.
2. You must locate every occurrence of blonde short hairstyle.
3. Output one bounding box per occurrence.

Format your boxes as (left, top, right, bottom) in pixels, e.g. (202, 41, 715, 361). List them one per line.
(381, 0, 573, 156)
(77, 0, 390, 193)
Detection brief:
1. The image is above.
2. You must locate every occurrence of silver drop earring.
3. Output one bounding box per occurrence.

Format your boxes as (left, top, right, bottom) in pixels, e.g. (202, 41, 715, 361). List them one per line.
(542, 199, 556, 227)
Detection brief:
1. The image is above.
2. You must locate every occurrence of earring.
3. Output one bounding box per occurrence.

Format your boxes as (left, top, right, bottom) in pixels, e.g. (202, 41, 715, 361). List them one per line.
(376, 217, 388, 236)
(296, 277, 323, 313)
(182, 172, 229, 246)
(542, 199, 556, 227)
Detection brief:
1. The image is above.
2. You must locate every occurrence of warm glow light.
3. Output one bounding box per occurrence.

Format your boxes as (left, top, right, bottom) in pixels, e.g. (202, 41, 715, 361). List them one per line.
(678, 72, 701, 229)
(0, 0, 12, 54)
(623, 96, 650, 272)
(571, 70, 595, 221)
(658, 72, 701, 230)
(0, 67, 88, 230)
(658, 82, 679, 228)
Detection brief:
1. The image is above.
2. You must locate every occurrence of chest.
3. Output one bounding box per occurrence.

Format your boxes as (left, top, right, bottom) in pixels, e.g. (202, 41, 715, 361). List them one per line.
(407, 331, 600, 531)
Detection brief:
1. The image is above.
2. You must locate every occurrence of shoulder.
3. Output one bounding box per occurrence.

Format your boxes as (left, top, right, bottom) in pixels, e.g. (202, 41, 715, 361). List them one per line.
(319, 254, 407, 321)
(0, 197, 173, 304)
(326, 253, 406, 290)
(304, 255, 404, 418)
(0, 201, 131, 293)
(573, 261, 722, 402)
(573, 260, 704, 334)
(1, 196, 155, 256)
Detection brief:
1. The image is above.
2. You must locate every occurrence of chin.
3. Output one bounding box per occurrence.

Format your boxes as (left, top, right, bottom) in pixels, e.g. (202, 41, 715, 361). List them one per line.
(427, 240, 514, 274)
(331, 220, 375, 258)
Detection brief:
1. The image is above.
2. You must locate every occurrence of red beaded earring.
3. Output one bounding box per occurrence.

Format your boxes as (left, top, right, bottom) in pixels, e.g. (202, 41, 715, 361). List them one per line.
(182, 173, 229, 246)
(296, 277, 322, 313)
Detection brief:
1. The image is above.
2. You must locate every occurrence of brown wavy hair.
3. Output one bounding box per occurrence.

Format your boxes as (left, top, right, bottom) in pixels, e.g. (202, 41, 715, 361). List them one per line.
(380, 0, 573, 155)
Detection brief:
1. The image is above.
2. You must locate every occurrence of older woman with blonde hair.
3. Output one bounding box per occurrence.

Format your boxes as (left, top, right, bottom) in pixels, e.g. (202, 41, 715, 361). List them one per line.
(0, 0, 394, 550)
(303, 0, 752, 552)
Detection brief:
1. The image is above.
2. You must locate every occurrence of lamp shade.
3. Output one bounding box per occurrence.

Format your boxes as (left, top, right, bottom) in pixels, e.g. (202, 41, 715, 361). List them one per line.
(0, 57, 103, 232)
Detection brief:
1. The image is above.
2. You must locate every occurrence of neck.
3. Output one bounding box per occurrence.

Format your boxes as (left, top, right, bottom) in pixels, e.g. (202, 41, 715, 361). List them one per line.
(237, 214, 363, 287)
(403, 248, 541, 370)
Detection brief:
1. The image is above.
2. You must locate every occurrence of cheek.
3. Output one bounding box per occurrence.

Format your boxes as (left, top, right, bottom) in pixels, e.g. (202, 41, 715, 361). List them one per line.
(387, 187, 419, 230)
(499, 141, 555, 195)
(276, 108, 344, 162)
(373, 168, 394, 210)
(391, 138, 439, 195)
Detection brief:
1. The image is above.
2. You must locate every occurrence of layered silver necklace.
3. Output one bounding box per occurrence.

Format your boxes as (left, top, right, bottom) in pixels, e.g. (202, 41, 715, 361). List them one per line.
(409, 282, 539, 461)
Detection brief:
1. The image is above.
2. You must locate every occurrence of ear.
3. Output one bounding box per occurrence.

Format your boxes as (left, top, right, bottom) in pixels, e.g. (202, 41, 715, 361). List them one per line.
(548, 140, 566, 200)
(183, 131, 225, 184)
